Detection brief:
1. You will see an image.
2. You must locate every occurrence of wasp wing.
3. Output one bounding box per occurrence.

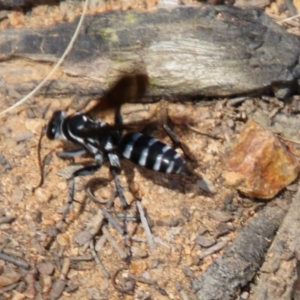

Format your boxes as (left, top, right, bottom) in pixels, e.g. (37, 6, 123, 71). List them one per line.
(85, 73, 149, 119)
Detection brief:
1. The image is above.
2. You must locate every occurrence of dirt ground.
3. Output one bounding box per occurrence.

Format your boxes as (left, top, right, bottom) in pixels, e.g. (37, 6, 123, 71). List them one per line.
(2, 94, 300, 300)
(0, 1, 300, 300)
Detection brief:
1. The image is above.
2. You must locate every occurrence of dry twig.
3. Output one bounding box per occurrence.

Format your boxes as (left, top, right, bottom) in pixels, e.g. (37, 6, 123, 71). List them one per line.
(89, 240, 110, 279)
(136, 201, 155, 252)
(0, 252, 30, 269)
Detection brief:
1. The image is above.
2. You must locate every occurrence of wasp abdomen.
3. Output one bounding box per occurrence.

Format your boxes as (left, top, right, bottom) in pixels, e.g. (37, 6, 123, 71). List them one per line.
(119, 132, 186, 174)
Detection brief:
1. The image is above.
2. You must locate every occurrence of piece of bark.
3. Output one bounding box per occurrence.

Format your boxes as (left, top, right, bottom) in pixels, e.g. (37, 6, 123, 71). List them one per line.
(0, 6, 299, 103)
(250, 188, 300, 300)
(190, 203, 287, 300)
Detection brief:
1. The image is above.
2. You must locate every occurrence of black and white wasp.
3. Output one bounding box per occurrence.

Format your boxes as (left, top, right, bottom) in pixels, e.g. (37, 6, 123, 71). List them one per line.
(46, 74, 193, 218)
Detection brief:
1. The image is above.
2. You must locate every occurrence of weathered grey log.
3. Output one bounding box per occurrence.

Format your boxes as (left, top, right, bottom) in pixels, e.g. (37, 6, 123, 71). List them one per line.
(0, 6, 299, 102)
(0, 0, 58, 9)
(190, 203, 287, 300)
(0, 0, 30, 8)
(250, 189, 300, 300)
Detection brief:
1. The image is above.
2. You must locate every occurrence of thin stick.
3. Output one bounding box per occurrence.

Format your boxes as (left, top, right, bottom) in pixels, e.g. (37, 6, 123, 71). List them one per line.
(60, 257, 70, 280)
(95, 235, 107, 251)
(277, 134, 300, 145)
(0, 0, 90, 116)
(102, 225, 127, 260)
(0, 252, 30, 269)
(136, 201, 155, 252)
(0, 282, 20, 294)
(197, 237, 230, 260)
(69, 254, 93, 261)
(278, 13, 300, 24)
(179, 289, 190, 300)
(101, 209, 125, 235)
(89, 240, 110, 279)
(187, 124, 224, 141)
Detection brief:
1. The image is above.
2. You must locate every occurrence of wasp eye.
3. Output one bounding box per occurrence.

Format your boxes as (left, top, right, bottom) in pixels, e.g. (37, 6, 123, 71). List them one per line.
(46, 111, 64, 140)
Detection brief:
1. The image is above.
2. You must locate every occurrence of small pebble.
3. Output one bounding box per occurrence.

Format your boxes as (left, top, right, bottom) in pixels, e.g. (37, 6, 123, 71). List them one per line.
(184, 183, 198, 197)
(214, 223, 234, 237)
(57, 233, 69, 247)
(195, 235, 216, 248)
(37, 262, 55, 275)
(130, 260, 148, 275)
(0, 216, 15, 225)
(126, 221, 138, 236)
(65, 282, 79, 293)
(0, 224, 11, 230)
(31, 211, 42, 223)
(131, 246, 148, 258)
(99, 277, 110, 291)
(12, 290, 25, 300)
(25, 118, 45, 135)
(73, 229, 93, 246)
(166, 227, 183, 240)
(197, 178, 217, 194)
(4, 138, 17, 149)
(67, 269, 78, 279)
(14, 131, 33, 142)
(49, 279, 66, 300)
(26, 108, 36, 119)
(0, 271, 21, 288)
(182, 266, 194, 277)
(11, 188, 24, 205)
(207, 210, 233, 223)
(34, 188, 52, 203)
(240, 291, 249, 300)
(123, 191, 134, 205)
(13, 143, 27, 155)
(68, 247, 79, 257)
(31, 239, 45, 255)
(46, 226, 58, 237)
(185, 255, 194, 267)
(181, 207, 191, 221)
(151, 259, 161, 269)
(197, 227, 208, 235)
(129, 182, 139, 193)
(87, 287, 108, 300)
(168, 217, 184, 227)
(60, 258, 70, 280)
(23, 269, 38, 299)
(40, 274, 52, 294)
(286, 183, 298, 192)
(227, 119, 235, 129)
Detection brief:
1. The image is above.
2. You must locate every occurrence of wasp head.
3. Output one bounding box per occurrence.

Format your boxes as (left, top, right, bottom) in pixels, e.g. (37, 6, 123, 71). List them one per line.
(46, 110, 65, 140)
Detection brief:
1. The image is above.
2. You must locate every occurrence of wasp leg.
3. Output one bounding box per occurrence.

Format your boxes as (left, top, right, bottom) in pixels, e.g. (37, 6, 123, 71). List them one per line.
(64, 164, 101, 222)
(163, 124, 196, 162)
(63, 152, 104, 221)
(57, 148, 88, 159)
(107, 152, 132, 259)
(107, 153, 128, 208)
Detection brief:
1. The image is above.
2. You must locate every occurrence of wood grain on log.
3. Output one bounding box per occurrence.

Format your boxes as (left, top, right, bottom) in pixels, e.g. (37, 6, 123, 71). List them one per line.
(250, 189, 300, 300)
(190, 203, 287, 300)
(0, 0, 58, 9)
(0, 6, 299, 103)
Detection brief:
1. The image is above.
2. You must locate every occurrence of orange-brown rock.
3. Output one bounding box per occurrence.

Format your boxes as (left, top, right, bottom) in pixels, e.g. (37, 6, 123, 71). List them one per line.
(222, 120, 299, 199)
